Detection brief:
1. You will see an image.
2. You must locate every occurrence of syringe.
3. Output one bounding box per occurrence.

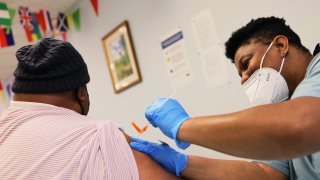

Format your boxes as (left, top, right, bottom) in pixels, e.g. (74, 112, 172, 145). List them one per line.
(131, 89, 177, 135)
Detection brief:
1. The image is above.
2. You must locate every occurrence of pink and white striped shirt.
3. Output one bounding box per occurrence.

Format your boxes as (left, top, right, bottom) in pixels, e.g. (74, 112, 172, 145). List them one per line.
(0, 101, 139, 180)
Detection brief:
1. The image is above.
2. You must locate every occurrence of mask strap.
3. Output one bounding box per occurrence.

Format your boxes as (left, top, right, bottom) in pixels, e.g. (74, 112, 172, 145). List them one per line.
(271, 53, 287, 103)
(277, 56, 286, 78)
(270, 56, 287, 103)
(260, 41, 274, 69)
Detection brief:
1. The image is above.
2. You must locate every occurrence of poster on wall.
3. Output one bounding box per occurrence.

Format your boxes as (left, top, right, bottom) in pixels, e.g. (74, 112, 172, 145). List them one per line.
(191, 9, 230, 90)
(160, 28, 194, 89)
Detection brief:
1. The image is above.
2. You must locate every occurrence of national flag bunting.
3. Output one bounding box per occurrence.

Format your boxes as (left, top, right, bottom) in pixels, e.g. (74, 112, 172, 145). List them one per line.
(35, 10, 46, 34)
(0, 6, 82, 46)
(57, 13, 68, 32)
(0, 26, 14, 48)
(24, 28, 33, 42)
(6, 8, 16, 33)
(30, 13, 42, 41)
(90, 0, 99, 16)
(19, 6, 33, 29)
(45, 11, 53, 32)
(19, 7, 44, 42)
(0, 2, 10, 27)
(0, 26, 7, 47)
(35, 10, 54, 37)
(66, 15, 72, 29)
(72, 8, 80, 30)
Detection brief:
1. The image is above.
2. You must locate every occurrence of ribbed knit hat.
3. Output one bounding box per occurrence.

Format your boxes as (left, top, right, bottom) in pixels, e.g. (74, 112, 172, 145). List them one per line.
(12, 38, 90, 93)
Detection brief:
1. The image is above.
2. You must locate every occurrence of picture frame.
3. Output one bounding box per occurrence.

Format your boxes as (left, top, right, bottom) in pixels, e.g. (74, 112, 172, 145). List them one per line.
(102, 20, 141, 93)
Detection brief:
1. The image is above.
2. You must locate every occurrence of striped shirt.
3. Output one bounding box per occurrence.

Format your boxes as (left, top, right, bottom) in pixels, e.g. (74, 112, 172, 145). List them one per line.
(0, 101, 139, 180)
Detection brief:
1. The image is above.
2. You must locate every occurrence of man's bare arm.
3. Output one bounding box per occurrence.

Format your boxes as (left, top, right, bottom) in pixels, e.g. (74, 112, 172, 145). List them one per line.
(178, 97, 320, 160)
(123, 133, 181, 180)
(181, 155, 288, 180)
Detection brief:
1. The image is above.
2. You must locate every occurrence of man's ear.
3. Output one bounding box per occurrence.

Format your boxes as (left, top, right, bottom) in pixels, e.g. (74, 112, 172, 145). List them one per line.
(76, 86, 86, 101)
(274, 35, 289, 58)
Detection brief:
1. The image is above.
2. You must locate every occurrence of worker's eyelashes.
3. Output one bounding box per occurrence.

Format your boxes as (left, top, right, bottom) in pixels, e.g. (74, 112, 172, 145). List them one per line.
(238, 58, 252, 77)
(241, 58, 251, 71)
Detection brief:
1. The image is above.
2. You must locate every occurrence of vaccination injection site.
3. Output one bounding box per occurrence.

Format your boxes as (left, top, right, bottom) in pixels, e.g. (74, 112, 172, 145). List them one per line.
(0, 0, 319, 179)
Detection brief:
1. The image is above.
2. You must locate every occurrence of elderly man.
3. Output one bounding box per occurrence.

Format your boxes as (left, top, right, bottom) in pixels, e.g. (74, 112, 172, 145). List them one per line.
(0, 38, 178, 179)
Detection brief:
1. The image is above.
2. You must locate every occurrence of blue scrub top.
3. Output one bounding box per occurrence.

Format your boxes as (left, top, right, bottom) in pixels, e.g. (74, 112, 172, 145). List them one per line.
(257, 53, 320, 180)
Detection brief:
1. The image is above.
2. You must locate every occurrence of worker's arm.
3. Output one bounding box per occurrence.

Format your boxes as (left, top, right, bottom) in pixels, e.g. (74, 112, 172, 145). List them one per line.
(130, 137, 288, 180)
(181, 156, 287, 180)
(178, 96, 320, 159)
(123, 133, 181, 180)
(146, 97, 320, 160)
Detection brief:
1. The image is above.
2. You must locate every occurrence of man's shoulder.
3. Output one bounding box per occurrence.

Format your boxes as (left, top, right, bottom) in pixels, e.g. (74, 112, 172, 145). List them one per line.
(5, 103, 114, 129)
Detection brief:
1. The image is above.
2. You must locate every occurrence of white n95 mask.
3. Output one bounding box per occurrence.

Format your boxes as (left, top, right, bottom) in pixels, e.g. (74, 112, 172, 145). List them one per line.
(243, 41, 289, 106)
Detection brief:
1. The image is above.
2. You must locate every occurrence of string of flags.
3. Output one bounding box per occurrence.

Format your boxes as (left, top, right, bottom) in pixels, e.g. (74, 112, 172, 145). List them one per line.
(0, 2, 83, 48)
(0, 0, 99, 112)
(0, 0, 99, 49)
(90, 0, 99, 16)
(0, 2, 15, 48)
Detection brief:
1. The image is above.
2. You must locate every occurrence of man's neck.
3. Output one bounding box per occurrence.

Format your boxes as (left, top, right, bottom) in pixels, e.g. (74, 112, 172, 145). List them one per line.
(13, 92, 80, 113)
(289, 51, 313, 96)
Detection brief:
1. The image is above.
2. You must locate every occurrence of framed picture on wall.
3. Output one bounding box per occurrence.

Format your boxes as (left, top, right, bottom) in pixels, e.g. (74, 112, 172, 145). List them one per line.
(101, 20, 142, 93)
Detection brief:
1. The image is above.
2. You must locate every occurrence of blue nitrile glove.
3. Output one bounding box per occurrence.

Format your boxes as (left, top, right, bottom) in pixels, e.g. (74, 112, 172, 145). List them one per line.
(145, 98, 190, 149)
(130, 137, 188, 176)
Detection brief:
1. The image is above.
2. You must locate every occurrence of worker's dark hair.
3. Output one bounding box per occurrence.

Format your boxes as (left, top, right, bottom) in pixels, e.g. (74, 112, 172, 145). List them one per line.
(225, 16, 310, 62)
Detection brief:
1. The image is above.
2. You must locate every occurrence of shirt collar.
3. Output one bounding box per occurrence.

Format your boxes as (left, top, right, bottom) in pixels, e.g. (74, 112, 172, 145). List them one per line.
(10, 101, 56, 108)
(313, 43, 320, 56)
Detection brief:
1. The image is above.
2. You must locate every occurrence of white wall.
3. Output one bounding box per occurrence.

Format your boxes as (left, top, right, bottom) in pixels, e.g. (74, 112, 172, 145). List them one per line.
(67, 0, 320, 160)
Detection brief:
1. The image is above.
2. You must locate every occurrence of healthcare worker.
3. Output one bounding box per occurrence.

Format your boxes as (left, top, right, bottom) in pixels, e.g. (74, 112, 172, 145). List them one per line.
(131, 16, 320, 179)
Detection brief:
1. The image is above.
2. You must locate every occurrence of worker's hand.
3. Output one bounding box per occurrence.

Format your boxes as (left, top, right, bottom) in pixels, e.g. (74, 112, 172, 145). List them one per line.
(145, 98, 190, 149)
(130, 137, 188, 176)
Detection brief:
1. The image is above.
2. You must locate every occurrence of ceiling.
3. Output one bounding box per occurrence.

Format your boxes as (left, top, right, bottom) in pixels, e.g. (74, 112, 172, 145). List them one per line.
(0, 0, 79, 79)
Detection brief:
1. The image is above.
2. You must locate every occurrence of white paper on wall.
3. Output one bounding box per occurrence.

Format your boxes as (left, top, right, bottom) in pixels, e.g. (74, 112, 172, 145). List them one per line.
(191, 9, 230, 90)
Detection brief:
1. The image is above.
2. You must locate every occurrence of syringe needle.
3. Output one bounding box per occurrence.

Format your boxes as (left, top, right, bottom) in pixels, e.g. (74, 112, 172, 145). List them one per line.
(168, 89, 177, 98)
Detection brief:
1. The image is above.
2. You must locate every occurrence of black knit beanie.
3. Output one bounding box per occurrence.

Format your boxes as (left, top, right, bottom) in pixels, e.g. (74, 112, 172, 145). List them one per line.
(12, 38, 90, 93)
